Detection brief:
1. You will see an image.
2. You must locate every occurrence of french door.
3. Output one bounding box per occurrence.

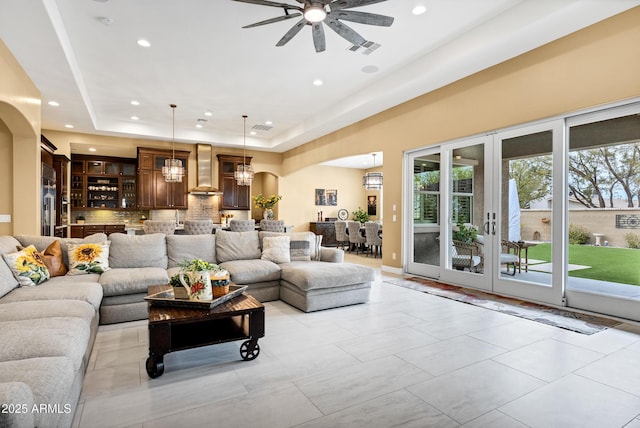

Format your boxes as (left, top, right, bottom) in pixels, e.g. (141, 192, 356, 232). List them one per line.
(407, 121, 565, 307)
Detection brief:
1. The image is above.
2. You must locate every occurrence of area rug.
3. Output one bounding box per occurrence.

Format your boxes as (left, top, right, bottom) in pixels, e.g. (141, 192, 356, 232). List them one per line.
(385, 277, 621, 335)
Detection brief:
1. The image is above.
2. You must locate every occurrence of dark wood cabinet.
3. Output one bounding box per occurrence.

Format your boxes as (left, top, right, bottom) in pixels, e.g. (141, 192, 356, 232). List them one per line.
(53, 154, 69, 226)
(137, 147, 189, 209)
(217, 154, 252, 210)
(310, 222, 337, 247)
(70, 155, 137, 210)
(71, 224, 125, 238)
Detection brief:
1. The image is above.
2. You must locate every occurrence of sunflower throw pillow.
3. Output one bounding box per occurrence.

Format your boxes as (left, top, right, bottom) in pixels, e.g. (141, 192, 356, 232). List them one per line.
(67, 241, 111, 275)
(2, 245, 51, 286)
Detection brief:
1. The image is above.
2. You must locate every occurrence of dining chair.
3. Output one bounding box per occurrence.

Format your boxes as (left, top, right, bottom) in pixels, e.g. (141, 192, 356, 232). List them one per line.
(347, 221, 366, 255)
(364, 221, 382, 258)
(184, 219, 214, 235)
(229, 219, 256, 232)
(259, 219, 285, 232)
(142, 220, 176, 235)
(334, 221, 349, 251)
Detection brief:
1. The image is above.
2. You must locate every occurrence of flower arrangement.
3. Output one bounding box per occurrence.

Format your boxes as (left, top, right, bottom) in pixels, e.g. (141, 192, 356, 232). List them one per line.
(220, 212, 234, 220)
(252, 194, 282, 209)
(352, 207, 370, 223)
(178, 258, 221, 273)
(452, 223, 478, 243)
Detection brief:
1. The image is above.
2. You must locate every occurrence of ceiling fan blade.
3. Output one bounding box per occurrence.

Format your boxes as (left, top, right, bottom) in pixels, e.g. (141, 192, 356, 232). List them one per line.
(276, 18, 307, 46)
(243, 12, 302, 28)
(330, 0, 388, 11)
(231, 0, 302, 11)
(333, 10, 393, 26)
(312, 23, 326, 52)
(325, 16, 366, 46)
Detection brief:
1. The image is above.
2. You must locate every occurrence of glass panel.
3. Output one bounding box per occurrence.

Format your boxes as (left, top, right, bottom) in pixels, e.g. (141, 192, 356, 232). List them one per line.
(501, 130, 553, 282)
(121, 163, 136, 176)
(449, 145, 483, 274)
(568, 114, 640, 299)
(86, 161, 102, 175)
(104, 162, 120, 175)
(413, 156, 440, 266)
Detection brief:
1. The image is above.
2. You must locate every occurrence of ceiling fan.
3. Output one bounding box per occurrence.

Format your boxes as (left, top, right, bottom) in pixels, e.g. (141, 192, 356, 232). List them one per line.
(232, 0, 394, 53)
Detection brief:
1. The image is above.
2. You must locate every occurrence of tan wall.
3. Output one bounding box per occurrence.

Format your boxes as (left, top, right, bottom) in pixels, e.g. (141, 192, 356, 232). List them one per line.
(0, 39, 41, 235)
(521, 209, 640, 248)
(281, 7, 640, 269)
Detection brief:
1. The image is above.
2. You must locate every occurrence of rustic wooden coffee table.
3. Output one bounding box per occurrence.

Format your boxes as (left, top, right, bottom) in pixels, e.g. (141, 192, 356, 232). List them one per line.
(145, 284, 265, 378)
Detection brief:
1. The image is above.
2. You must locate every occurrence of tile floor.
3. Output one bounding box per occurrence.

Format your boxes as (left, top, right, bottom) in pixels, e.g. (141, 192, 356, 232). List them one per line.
(74, 254, 640, 427)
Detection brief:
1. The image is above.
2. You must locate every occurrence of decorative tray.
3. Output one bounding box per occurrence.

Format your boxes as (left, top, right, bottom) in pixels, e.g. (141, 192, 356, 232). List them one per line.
(145, 285, 248, 309)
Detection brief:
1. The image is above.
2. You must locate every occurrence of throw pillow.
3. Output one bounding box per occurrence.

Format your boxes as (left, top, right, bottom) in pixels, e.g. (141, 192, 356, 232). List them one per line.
(17, 240, 67, 277)
(290, 239, 311, 261)
(261, 236, 291, 264)
(2, 245, 51, 286)
(67, 241, 111, 275)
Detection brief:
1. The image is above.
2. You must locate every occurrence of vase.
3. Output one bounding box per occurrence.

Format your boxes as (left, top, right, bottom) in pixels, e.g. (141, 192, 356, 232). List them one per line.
(179, 270, 212, 300)
(263, 208, 275, 220)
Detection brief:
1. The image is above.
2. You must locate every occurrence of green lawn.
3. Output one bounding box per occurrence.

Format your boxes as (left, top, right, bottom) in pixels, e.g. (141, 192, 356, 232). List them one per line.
(527, 243, 640, 286)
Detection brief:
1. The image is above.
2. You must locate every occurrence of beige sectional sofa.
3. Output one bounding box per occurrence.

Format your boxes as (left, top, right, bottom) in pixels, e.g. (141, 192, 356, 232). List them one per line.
(0, 229, 374, 427)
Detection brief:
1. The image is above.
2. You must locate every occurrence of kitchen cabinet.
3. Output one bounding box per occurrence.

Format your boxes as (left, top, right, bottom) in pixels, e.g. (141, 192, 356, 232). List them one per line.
(137, 147, 190, 209)
(71, 224, 125, 238)
(70, 155, 137, 210)
(217, 154, 252, 210)
(53, 154, 69, 226)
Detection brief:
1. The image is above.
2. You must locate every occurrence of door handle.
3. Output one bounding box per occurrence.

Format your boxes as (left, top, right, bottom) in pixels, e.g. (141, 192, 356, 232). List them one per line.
(491, 212, 496, 235)
(483, 213, 490, 234)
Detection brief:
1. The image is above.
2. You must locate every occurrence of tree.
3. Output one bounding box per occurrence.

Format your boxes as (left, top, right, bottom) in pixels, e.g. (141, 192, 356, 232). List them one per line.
(509, 156, 552, 208)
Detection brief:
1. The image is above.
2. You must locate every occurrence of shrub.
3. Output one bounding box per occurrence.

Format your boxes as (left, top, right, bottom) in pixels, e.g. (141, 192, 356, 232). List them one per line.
(568, 224, 590, 245)
(625, 232, 640, 249)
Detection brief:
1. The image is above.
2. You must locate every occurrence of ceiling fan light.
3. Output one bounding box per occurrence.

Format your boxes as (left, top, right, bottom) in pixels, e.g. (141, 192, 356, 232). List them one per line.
(304, 4, 327, 23)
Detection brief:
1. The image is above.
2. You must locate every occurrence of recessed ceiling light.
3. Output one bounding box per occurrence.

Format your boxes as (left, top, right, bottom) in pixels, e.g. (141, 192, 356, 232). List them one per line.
(137, 39, 151, 48)
(64, 124, 74, 129)
(250, 131, 257, 135)
(412, 5, 426, 15)
(204, 111, 212, 117)
(313, 79, 323, 86)
(89, 147, 97, 152)
(130, 100, 140, 106)
(195, 124, 203, 129)
(265, 120, 273, 125)
(130, 116, 139, 120)
(362, 65, 379, 74)
(48, 101, 60, 107)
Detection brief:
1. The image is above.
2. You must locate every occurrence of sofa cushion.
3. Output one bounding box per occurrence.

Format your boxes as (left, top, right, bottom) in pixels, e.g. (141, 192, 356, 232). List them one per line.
(108, 233, 168, 268)
(0, 382, 35, 428)
(0, 281, 103, 311)
(0, 300, 95, 326)
(261, 236, 291, 264)
(15, 233, 108, 267)
(0, 318, 90, 371)
(67, 241, 111, 275)
(99, 267, 168, 296)
(215, 230, 261, 262)
(219, 259, 281, 284)
(280, 261, 375, 291)
(0, 357, 74, 428)
(167, 234, 216, 268)
(0, 236, 21, 298)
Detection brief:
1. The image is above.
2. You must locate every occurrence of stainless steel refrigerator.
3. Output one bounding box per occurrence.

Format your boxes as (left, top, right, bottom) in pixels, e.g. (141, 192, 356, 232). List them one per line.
(42, 163, 56, 236)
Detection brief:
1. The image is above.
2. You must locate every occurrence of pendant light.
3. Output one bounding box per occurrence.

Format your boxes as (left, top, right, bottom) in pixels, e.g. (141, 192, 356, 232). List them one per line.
(162, 104, 184, 182)
(363, 153, 383, 190)
(235, 114, 254, 186)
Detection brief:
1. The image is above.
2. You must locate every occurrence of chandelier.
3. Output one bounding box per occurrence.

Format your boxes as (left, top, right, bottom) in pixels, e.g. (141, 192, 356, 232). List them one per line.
(162, 104, 184, 183)
(235, 114, 254, 186)
(363, 153, 383, 190)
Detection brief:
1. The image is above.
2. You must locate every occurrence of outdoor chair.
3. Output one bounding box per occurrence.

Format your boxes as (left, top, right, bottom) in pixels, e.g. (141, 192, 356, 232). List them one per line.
(500, 240, 521, 275)
(451, 240, 482, 272)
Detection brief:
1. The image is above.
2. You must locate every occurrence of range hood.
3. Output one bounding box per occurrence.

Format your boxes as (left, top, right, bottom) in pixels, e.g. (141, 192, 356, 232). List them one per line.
(189, 144, 223, 195)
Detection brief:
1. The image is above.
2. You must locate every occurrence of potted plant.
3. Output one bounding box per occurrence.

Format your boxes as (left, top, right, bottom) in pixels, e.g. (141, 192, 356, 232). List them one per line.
(252, 194, 282, 220)
(352, 207, 370, 224)
(170, 258, 230, 300)
(76, 215, 85, 225)
(452, 222, 478, 243)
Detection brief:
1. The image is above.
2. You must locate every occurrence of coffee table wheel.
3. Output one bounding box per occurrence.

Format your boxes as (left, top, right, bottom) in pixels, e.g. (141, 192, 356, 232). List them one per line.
(240, 340, 260, 361)
(146, 355, 164, 378)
